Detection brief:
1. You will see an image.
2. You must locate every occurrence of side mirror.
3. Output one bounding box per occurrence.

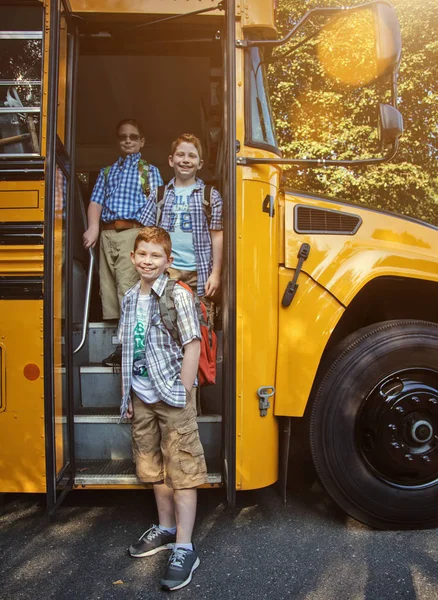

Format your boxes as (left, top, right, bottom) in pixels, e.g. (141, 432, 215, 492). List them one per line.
(378, 103, 403, 150)
(373, 2, 402, 75)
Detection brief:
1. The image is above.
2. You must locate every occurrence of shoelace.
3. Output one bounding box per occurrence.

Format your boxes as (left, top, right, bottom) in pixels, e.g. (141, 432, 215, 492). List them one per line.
(169, 548, 188, 569)
(141, 525, 161, 541)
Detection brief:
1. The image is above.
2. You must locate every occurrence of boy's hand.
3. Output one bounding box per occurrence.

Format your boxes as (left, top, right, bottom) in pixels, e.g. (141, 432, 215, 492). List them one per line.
(83, 225, 100, 249)
(204, 272, 220, 297)
(126, 399, 134, 419)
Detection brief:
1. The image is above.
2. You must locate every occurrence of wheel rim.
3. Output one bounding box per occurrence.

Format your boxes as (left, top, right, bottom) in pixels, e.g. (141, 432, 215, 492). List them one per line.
(357, 368, 438, 489)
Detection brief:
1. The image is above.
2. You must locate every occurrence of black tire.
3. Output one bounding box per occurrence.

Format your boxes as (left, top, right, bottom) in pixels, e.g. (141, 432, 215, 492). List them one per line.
(310, 320, 438, 530)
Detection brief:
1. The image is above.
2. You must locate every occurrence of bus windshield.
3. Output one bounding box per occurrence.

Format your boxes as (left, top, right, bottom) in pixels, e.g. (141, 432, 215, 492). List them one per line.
(246, 47, 279, 152)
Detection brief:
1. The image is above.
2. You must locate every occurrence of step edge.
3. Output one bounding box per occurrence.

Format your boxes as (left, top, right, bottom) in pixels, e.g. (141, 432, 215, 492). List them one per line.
(74, 473, 222, 485)
(74, 414, 222, 424)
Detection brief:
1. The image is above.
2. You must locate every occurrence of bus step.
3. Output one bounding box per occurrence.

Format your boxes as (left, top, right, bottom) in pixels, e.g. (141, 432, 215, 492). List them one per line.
(74, 407, 222, 463)
(74, 459, 222, 487)
(79, 365, 223, 414)
(87, 322, 119, 364)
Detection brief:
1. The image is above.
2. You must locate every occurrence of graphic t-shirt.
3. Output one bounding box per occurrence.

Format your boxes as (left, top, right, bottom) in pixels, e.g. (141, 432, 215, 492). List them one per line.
(169, 184, 197, 270)
(131, 294, 160, 404)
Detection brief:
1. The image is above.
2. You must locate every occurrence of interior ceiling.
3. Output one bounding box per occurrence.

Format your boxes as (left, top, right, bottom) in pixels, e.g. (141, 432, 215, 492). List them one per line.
(75, 54, 211, 178)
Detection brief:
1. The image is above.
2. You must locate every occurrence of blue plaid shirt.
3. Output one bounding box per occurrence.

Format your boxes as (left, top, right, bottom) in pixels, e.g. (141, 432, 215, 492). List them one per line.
(91, 152, 163, 223)
(139, 177, 223, 296)
(118, 273, 201, 417)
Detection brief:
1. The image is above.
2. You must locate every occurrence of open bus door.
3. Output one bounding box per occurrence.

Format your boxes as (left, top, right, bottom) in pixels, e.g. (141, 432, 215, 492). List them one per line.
(44, 0, 78, 511)
(222, 0, 237, 508)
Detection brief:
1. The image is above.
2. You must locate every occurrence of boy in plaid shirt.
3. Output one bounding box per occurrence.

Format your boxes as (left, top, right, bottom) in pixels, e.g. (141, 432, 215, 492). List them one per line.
(119, 226, 207, 592)
(83, 119, 163, 366)
(139, 133, 223, 311)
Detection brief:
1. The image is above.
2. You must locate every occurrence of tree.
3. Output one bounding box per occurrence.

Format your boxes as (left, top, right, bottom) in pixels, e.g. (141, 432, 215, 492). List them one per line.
(269, 0, 438, 225)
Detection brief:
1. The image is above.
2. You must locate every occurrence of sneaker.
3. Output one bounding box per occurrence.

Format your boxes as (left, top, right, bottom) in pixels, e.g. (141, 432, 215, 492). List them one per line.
(102, 344, 122, 368)
(129, 525, 176, 558)
(160, 545, 200, 591)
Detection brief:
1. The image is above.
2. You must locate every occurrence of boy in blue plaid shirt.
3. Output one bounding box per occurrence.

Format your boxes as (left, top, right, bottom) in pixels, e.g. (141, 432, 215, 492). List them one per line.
(139, 133, 223, 310)
(83, 119, 163, 366)
(120, 226, 207, 592)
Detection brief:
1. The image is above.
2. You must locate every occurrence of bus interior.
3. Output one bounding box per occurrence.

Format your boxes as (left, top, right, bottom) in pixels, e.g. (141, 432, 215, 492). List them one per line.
(69, 10, 227, 484)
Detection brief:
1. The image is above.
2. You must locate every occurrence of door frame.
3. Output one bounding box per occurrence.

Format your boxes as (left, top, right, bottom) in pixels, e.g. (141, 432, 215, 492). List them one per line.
(44, 0, 78, 511)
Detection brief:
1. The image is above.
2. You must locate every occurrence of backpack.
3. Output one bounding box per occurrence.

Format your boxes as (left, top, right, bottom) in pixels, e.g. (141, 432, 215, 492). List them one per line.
(103, 158, 150, 196)
(155, 184, 214, 226)
(158, 279, 217, 387)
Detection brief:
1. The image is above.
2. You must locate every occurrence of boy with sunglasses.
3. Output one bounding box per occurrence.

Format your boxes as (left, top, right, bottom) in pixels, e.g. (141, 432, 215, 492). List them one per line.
(83, 119, 163, 366)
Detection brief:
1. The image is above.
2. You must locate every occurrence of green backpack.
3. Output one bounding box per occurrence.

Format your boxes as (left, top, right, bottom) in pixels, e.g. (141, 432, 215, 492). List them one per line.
(103, 158, 150, 196)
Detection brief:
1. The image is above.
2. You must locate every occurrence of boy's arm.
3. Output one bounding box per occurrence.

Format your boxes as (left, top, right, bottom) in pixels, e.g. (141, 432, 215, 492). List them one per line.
(138, 188, 157, 226)
(83, 201, 103, 249)
(205, 229, 223, 297)
(180, 339, 201, 392)
(83, 170, 105, 249)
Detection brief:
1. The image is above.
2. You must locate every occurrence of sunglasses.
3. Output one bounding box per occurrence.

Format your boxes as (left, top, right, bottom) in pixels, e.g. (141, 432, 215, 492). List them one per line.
(118, 133, 141, 141)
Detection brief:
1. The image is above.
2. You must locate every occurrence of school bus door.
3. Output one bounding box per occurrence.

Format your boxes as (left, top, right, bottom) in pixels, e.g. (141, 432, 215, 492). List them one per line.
(44, 0, 78, 510)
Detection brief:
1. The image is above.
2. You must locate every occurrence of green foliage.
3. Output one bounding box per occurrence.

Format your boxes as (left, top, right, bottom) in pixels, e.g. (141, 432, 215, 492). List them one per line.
(269, 0, 438, 225)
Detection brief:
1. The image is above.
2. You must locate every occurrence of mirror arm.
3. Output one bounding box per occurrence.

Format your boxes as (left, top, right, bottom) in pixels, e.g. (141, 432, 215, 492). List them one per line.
(236, 0, 395, 48)
(237, 140, 399, 168)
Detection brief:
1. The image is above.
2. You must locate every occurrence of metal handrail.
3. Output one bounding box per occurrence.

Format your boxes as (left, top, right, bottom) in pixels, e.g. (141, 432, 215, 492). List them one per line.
(73, 247, 94, 354)
(73, 180, 95, 355)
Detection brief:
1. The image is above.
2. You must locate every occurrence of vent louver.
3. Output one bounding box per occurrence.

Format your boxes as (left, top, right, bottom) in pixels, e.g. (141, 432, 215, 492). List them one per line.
(294, 205, 361, 235)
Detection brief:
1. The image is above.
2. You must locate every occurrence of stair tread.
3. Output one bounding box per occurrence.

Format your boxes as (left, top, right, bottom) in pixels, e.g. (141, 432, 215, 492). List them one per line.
(75, 459, 222, 485)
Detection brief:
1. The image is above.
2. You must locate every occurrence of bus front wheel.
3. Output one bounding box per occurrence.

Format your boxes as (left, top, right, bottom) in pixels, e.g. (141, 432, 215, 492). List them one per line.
(310, 320, 438, 529)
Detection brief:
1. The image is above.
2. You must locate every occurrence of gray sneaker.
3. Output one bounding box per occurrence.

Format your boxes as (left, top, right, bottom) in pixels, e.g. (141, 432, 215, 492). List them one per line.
(129, 525, 176, 558)
(160, 545, 200, 591)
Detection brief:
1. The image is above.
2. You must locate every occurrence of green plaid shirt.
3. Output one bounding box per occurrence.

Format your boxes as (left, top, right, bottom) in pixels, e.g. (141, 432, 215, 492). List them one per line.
(118, 273, 201, 417)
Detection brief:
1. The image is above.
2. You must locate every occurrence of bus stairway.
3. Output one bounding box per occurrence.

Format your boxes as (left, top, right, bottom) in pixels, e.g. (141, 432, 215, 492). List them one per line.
(72, 322, 223, 488)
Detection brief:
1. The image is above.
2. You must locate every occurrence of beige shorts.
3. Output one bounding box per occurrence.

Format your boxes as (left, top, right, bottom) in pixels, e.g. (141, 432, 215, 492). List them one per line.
(99, 228, 140, 320)
(131, 389, 208, 489)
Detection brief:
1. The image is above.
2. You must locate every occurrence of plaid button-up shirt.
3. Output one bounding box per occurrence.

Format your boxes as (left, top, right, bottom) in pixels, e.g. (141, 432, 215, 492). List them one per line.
(138, 177, 223, 296)
(118, 273, 201, 417)
(91, 152, 163, 223)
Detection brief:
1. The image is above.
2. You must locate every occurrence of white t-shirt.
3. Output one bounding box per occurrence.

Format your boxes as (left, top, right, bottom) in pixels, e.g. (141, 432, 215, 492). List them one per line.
(131, 294, 160, 404)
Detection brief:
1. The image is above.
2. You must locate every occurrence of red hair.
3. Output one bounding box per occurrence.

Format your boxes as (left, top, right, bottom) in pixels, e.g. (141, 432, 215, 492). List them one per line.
(133, 226, 172, 258)
(170, 133, 203, 160)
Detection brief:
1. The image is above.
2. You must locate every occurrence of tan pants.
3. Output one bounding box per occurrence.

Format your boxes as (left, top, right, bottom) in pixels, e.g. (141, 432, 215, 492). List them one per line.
(99, 228, 140, 320)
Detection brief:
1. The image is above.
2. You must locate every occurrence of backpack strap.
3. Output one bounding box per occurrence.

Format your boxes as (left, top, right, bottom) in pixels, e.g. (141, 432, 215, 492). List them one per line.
(158, 279, 180, 345)
(156, 184, 169, 226)
(202, 184, 214, 227)
(138, 159, 150, 196)
(158, 279, 205, 345)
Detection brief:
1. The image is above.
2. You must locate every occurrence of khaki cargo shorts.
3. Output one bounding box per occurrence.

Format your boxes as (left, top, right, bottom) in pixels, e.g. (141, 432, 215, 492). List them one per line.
(131, 389, 208, 489)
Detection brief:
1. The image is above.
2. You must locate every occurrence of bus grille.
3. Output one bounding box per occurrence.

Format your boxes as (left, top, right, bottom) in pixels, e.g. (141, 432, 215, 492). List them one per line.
(294, 205, 361, 235)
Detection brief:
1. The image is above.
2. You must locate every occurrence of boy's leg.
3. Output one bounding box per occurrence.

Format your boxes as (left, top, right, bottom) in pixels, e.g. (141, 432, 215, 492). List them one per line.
(157, 389, 207, 591)
(114, 227, 140, 308)
(174, 488, 197, 544)
(154, 483, 176, 528)
(101, 228, 139, 366)
(129, 395, 177, 558)
(99, 231, 120, 320)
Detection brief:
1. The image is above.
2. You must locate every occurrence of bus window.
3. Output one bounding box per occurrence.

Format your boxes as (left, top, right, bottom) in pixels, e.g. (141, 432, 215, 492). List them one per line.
(0, 5, 43, 156)
(246, 46, 278, 152)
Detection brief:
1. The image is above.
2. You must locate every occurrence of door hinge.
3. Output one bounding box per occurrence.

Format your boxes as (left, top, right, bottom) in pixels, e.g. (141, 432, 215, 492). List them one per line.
(257, 386, 275, 417)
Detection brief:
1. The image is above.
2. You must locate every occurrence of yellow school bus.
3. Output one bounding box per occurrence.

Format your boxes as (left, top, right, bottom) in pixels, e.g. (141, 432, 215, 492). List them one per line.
(0, 0, 437, 529)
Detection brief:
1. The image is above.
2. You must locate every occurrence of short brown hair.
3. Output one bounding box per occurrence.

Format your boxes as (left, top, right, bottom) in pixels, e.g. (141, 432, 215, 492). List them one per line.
(116, 119, 144, 137)
(133, 226, 172, 258)
(170, 133, 203, 160)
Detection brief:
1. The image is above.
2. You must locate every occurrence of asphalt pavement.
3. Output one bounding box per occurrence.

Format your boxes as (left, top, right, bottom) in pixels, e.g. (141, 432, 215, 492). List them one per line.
(0, 483, 437, 600)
